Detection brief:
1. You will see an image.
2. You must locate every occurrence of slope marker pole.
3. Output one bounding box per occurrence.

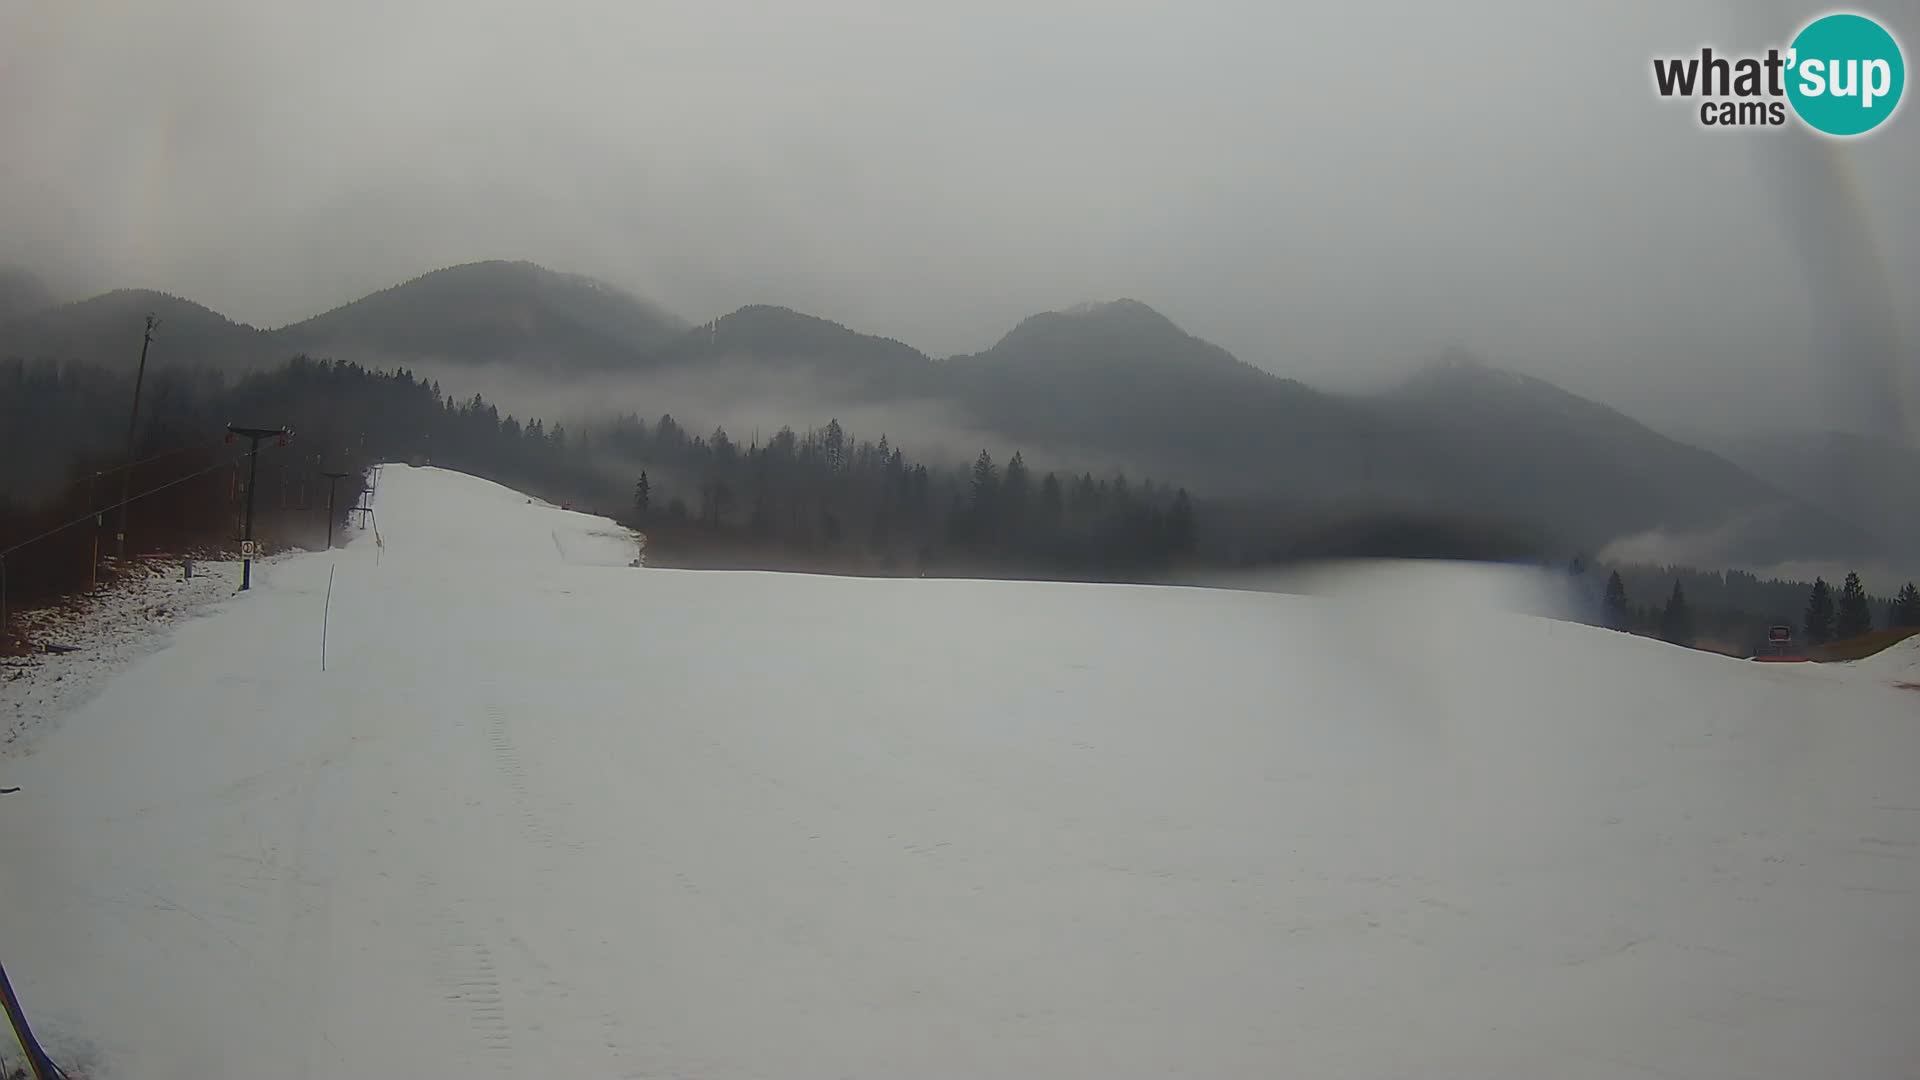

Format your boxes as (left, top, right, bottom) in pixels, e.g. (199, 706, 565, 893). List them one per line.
(322, 564, 336, 672)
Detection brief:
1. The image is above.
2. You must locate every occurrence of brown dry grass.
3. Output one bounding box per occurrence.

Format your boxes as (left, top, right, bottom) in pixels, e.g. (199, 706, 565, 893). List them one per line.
(1808, 626, 1920, 663)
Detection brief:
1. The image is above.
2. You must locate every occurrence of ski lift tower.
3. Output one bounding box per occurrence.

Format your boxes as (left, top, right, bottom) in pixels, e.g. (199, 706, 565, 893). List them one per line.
(321, 471, 353, 549)
(226, 425, 292, 590)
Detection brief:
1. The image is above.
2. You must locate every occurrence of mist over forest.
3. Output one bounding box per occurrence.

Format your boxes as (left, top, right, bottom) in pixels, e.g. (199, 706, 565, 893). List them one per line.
(5, 257, 1905, 574)
(7, 252, 1917, 666)
(5, 0, 1917, 658)
(5, 8, 1920, 1078)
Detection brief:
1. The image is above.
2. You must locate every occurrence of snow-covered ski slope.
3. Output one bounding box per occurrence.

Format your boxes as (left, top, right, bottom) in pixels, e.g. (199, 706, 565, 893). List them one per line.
(1, 464, 1917, 1079)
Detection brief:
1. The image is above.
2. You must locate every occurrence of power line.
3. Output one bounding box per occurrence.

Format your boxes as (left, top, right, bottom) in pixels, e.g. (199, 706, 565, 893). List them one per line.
(0, 453, 242, 562)
(82, 442, 214, 483)
(2, 453, 246, 638)
(30, 442, 224, 503)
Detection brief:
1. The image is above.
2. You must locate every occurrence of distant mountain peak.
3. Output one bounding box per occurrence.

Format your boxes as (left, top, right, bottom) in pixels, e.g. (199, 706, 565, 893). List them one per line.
(992, 298, 1197, 355)
(959, 298, 1303, 420)
(1050, 298, 1180, 331)
(1402, 350, 1550, 396)
(1060, 297, 1163, 318)
(713, 303, 836, 329)
(279, 260, 684, 368)
(641, 303, 932, 397)
(18, 287, 258, 331)
(693, 304, 927, 358)
(1432, 346, 1486, 370)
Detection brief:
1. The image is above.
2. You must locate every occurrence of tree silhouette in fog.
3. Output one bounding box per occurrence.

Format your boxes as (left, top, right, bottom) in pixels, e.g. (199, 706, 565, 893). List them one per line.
(1660, 581, 1694, 647)
(1804, 578, 1836, 645)
(5, 355, 1197, 585)
(1836, 571, 1873, 640)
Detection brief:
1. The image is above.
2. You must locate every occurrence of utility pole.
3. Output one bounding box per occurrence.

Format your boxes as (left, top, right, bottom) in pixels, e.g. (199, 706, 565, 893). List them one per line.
(321, 471, 352, 550)
(227, 425, 291, 591)
(89, 470, 101, 589)
(114, 314, 158, 560)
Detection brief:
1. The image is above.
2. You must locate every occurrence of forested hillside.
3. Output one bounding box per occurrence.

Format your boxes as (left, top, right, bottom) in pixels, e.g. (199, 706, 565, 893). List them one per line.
(3, 261, 1875, 569)
(1, 356, 1194, 634)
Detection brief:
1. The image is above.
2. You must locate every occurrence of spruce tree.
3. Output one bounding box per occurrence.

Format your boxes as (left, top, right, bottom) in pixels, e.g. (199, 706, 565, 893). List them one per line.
(970, 451, 997, 512)
(633, 471, 651, 517)
(1039, 473, 1064, 523)
(1895, 582, 1920, 628)
(1603, 571, 1629, 630)
(1002, 452, 1030, 525)
(1836, 571, 1873, 639)
(1660, 581, 1695, 646)
(1804, 577, 1836, 645)
(823, 419, 846, 472)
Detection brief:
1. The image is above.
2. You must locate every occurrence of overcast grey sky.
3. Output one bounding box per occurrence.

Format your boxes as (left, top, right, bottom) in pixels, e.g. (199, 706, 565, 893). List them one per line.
(3, 0, 1915, 437)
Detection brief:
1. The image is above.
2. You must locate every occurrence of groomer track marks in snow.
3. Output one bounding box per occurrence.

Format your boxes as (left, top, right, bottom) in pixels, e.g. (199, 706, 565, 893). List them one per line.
(0, 465, 1913, 1078)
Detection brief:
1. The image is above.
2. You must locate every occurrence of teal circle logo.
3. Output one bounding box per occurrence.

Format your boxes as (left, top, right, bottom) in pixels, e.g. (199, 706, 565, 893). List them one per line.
(1787, 13, 1905, 136)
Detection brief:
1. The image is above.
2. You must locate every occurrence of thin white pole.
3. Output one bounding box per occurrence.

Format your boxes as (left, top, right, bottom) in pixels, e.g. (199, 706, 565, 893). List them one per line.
(322, 564, 336, 672)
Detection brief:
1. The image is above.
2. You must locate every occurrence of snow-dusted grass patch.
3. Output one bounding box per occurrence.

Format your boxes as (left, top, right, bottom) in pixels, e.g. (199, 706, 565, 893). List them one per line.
(0, 556, 260, 752)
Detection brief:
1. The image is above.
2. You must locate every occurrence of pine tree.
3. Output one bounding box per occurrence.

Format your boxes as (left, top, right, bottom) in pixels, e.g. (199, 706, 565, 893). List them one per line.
(655, 414, 684, 450)
(1804, 577, 1836, 645)
(910, 465, 930, 513)
(1002, 451, 1030, 527)
(823, 419, 846, 472)
(1039, 472, 1064, 523)
(1895, 582, 1920, 628)
(1660, 580, 1694, 646)
(1835, 571, 1872, 639)
(1603, 571, 1629, 630)
(970, 450, 997, 512)
(632, 471, 651, 517)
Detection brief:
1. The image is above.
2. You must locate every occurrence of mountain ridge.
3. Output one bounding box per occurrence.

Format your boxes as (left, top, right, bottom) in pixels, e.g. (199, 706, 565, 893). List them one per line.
(0, 262, 1869, 564)
(278, 260, 686, 370)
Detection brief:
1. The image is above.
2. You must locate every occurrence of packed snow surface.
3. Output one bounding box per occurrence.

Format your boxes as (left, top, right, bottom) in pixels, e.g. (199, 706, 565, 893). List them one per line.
(1848, 633, 1920, 683)
(0, 465, 1916, 1079)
